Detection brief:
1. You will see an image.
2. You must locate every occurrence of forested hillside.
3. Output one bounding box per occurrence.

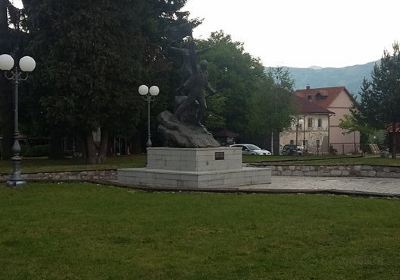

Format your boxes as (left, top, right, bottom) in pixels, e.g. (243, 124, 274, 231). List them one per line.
(276, 61, 376, 98)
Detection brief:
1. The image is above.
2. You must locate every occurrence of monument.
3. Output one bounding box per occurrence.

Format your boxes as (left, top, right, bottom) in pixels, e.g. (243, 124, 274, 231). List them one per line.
(118, 33, 271, 190)
(158, 37, 220, 148)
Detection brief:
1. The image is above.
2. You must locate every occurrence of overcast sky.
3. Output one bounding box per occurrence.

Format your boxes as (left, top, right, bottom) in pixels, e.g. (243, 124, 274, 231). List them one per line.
(11, 0, 400, 68)
(184, 0, 400, 68)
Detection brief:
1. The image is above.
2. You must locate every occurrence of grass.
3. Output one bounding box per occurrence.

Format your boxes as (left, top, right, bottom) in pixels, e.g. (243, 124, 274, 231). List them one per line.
(0, 154, 147, 173)
(1, 182, 400, 279)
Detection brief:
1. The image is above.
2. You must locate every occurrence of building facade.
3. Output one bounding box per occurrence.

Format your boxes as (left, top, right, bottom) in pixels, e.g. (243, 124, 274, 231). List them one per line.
(280, 86, 360, 155)
(280, 95, 333, 154)
(294, 86, 360, 154)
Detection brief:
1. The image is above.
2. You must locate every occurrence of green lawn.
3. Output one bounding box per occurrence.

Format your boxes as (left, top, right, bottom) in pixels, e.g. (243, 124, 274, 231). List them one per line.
(1, 183, 399, 279)
(0, 154, 147, 173)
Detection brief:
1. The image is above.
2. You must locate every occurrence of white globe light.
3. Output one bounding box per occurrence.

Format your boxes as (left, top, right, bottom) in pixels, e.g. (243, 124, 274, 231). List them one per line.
(19, 56, 36, 72)
(0, 54, 15, 71)
(138, 85, 149, 96)
(149, 86, 159, 96)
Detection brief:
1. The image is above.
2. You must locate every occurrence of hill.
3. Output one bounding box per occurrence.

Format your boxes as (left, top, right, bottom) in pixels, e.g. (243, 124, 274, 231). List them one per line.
(281, 61, 376, 98)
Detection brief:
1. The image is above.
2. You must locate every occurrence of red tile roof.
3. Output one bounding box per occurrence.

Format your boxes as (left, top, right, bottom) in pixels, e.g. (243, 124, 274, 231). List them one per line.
(294, 86, 352, 108)
(293, 95, 334, 115)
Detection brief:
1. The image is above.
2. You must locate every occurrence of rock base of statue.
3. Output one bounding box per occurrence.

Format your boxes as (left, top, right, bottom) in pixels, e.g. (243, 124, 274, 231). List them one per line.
(118, 147, 271, 190)
(157, 110, 220, 148)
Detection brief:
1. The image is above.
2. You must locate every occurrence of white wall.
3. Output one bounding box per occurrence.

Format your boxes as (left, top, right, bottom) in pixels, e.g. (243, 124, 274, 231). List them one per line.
(280, 114, 330, 154)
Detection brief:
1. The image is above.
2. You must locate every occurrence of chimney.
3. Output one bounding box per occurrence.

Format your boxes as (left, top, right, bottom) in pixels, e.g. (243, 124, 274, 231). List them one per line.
(306, 85, 310, 90)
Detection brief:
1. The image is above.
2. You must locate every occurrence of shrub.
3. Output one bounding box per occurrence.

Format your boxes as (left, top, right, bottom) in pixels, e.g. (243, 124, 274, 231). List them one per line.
(21, 144, 49, 157)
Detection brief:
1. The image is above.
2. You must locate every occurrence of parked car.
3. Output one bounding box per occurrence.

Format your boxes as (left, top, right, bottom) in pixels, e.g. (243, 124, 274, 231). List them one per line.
(230, 144, 271, 155)
(281, 144, 303, 156)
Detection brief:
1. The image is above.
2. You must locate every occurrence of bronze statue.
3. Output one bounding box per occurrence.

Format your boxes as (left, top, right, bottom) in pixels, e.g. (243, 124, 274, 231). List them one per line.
(169, 38, 198, 87)
(157, 34, 220, 148)
(174, 59, 215, 127)
(170, 38, 215, 127)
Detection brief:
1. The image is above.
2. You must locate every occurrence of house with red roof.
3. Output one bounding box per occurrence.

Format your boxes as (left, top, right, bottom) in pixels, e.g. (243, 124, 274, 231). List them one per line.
(280, 86, 360, 154)
(280, 95, 334, 154)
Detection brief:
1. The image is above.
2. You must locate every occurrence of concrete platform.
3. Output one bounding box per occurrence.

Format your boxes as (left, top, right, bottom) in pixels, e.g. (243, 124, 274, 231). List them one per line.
(117, 147, 271, 189)
(146, 147, 242, 172)
(118, 167, 271, 189)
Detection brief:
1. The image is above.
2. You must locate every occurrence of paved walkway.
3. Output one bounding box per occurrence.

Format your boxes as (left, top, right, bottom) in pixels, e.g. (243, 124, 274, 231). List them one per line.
(113, 176, 400, 197)
(240, 176, 400, 197)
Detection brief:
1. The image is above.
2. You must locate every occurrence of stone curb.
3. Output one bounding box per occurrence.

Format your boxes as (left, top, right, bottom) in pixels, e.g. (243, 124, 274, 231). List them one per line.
(249, 164, 400, 178)
(1, 164, 400, 181)
(0, 170, 117, 182)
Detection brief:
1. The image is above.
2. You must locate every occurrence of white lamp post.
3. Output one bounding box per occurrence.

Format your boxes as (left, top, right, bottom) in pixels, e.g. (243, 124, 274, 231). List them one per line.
(296, 118, 304, 148)
(0, 54, 36, 186)
(302, 116, 306, 150)
(138, 85, 159, 147)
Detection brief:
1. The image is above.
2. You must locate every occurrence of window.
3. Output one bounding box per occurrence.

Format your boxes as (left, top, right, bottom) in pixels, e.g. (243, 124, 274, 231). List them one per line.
(318, 118, 322, 128)
(316, 93, 327, 100)
(290, 140, 294, 145)
(307, 95, 312, 101)
(316, 139, 320, 147)
(308, 118, 313, 128)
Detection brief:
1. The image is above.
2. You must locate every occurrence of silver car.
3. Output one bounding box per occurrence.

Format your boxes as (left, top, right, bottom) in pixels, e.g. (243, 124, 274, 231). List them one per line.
(230, 144, 272, 155)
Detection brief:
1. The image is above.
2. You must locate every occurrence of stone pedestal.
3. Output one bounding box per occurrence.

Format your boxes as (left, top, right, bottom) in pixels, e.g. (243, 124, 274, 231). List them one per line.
(118, 147, 271, 189)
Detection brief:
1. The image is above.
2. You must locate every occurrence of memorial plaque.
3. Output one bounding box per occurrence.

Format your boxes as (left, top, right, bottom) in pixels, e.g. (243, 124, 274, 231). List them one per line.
(215, 152, 224, 160)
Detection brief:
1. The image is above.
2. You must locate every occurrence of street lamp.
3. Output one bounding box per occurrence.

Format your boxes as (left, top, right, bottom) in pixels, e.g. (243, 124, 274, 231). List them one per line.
(138, 84, 159, 147)
(295, 118, 304, 147)
(302, 115, 306, 151)
(0, 54, 36, 186)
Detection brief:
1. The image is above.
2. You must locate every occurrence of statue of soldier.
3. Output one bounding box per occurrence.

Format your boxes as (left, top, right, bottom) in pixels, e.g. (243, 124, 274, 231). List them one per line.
(174, 59, 216, 127)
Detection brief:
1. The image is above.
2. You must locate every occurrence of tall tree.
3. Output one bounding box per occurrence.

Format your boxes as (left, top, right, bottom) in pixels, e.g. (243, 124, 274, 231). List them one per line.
(358, 43, 400, 158)
(0, 0, 7, 32)
(197, 31, 267, 136)
(247, 67, 294, 152)
(22, 0, 192, 163)
(339, 111, 374, 151)
(195, 32, 293, 148)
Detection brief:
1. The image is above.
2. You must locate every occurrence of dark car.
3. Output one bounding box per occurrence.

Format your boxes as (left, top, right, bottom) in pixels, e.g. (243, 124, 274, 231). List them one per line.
(281, 144, 303, 156)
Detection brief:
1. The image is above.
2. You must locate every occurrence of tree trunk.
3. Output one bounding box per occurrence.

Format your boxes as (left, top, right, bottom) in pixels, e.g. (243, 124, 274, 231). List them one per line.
(49, 131, 64, 159)
(0, 0, 8, 34)
(86, 128, 108, 164)
(0, 0, 12, 159)
(86, 135, 97, 164)
(98, 129, 108, 163)
(392, 121, 397, 159)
